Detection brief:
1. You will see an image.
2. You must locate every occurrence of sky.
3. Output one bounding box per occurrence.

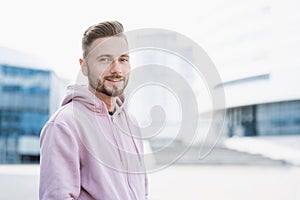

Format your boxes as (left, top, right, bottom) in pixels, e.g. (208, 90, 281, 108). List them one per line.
(0, 0, 221, 82)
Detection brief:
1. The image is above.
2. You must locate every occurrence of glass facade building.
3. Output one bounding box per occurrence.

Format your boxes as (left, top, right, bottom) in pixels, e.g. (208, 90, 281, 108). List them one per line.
(0, 64, 66, 163)
(225, 100, 300, 137)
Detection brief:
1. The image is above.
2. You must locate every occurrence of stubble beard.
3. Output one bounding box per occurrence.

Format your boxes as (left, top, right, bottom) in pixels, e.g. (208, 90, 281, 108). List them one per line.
(88, 75, 129, 97)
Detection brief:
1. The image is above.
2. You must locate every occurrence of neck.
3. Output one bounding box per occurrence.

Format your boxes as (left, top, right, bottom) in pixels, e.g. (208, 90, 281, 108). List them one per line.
(88, 86, 116, 113)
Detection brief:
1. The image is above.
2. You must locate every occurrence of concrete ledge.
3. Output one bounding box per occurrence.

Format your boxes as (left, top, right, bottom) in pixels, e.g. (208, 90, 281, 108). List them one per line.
(224, 135, 300, 166)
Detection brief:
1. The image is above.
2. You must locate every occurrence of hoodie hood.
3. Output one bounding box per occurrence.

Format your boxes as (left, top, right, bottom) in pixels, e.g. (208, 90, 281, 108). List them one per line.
(61, 85, 125, 115)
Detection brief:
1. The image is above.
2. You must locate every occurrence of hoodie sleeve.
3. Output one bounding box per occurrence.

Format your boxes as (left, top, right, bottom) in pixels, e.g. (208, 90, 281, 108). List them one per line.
(39, 121, 81, 200)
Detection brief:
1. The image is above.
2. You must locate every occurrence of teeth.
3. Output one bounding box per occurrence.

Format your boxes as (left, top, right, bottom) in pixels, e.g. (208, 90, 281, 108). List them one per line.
(107, 79, 120, 82)
(105, 77, 123, 82)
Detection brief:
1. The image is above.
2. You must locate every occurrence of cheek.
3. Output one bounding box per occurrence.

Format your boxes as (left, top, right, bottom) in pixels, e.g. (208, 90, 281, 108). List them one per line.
(123, 64, 131, 75)
(89, 65, 105, 78)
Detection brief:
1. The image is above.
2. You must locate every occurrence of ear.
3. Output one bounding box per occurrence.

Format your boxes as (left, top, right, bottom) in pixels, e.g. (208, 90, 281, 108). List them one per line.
(79, 58, 88, 76)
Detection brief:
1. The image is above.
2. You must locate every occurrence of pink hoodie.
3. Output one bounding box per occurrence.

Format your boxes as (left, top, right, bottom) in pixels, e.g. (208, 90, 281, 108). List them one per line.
(39, 85, 148, 200)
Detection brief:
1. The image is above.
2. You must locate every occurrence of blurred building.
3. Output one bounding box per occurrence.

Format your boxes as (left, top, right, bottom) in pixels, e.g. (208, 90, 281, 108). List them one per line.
(198, 0, 300, 138)
(0, 47, 67, 163)
(126, 30, 205, 146)
(221, 82, 300, 137)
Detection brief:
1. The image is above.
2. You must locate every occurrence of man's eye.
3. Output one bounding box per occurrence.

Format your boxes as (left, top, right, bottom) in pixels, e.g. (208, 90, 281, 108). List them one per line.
(120, 57, 129, 62)
(99, 57, 112, 63)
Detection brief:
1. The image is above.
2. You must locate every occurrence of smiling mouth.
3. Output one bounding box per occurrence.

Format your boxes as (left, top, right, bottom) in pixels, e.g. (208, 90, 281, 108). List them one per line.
(104, 76, 124, 82)
(105, 78, 123, 82)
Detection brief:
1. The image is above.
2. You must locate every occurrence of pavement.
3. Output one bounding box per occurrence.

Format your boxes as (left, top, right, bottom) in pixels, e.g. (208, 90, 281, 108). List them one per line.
(148, 165, 300, 200)
(0, 165, 39, 200)
(0, 164, 300, 200)
(0, 135, 300, 199)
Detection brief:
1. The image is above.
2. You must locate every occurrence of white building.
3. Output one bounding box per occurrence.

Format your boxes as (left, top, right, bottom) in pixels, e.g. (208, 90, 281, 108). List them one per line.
(175, 0, 297, 137)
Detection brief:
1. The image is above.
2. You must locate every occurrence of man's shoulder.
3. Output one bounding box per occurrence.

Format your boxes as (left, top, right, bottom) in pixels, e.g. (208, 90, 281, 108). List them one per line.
(48, 103, 75, 124)
(47, 100, 91, 126)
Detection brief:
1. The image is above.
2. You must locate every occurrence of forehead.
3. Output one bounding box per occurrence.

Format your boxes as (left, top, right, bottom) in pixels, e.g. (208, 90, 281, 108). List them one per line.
(87, 36, 129, 58)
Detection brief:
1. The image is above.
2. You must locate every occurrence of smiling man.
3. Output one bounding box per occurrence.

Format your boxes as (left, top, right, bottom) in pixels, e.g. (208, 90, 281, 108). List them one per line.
(39, 21, 148, 200)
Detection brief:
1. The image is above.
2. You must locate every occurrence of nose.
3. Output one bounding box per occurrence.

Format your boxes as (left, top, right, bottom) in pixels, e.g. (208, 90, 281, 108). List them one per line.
(109, 59, 122, 74)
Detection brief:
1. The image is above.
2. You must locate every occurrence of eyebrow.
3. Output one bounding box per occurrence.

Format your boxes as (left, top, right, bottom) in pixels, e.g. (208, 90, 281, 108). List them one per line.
(96, 54, 114, 59)
(96, 54, 129, 59)
(119, 54, 130, 58)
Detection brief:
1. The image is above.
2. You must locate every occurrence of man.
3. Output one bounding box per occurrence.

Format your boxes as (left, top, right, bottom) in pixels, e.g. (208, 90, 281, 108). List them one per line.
(39, 21, 148, 200)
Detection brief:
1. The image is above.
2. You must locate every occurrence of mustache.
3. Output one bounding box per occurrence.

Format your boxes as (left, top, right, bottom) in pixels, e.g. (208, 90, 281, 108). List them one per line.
(103, 75, 125, 80)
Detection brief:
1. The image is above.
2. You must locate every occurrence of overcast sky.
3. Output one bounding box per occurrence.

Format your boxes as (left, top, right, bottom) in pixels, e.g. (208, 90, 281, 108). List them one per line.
(0, 0, 222, 82)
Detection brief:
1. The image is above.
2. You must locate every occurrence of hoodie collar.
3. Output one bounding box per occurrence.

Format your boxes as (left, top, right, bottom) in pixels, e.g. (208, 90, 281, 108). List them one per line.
(61, 85, 125, 115)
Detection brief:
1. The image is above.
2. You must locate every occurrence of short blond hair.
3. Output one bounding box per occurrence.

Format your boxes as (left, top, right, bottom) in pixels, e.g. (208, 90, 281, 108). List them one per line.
(82, 21, 125, 58)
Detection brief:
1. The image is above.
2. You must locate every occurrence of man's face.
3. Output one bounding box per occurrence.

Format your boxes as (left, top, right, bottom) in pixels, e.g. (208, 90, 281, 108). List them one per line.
(81, 36, 130, 97)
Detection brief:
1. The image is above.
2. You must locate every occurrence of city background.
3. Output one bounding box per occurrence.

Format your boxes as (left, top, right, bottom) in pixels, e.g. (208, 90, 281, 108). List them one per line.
(0, 0, 300, 199)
